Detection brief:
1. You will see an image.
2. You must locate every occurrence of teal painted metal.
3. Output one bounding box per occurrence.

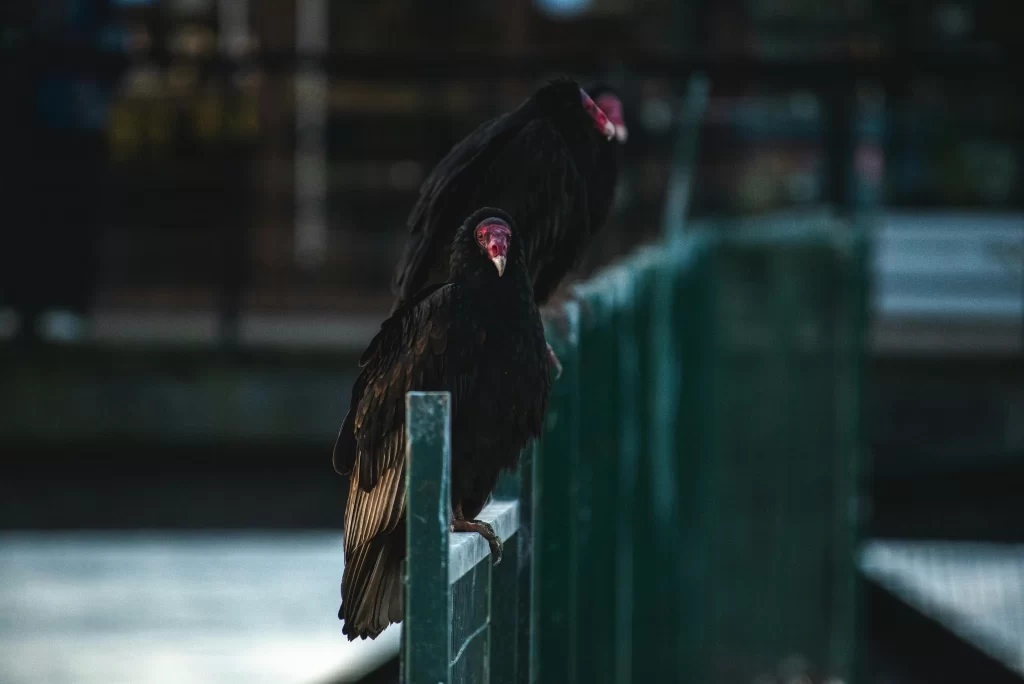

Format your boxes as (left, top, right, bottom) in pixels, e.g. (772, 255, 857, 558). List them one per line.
(398, 219, 866, 684)
(404, 391, 452, 684)
(571, 268, 632, 684)
(612, 271, 639, 684)
(489, 528, 518, 684)
(492, 462, 523, 683)
(634, 247, 694, 681)
(450, 559, 491, 681)
(444, 500, 519, 682)
(515, 444, 535, 684)
(402, 389, 525, 684)
(835, 220, 871, 684)
(671, 236, 717, 682)
(673, 222, 865, 683)
(531, 303, 581, 684)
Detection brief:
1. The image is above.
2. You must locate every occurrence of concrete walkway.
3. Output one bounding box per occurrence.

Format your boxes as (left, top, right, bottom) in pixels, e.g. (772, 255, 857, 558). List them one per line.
(0, 532, 400, 684)
(861, 539, 1024, 677)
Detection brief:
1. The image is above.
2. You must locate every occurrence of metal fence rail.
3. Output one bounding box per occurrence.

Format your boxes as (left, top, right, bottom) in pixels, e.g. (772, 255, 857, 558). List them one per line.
(400, 217, 867, 683)
(403, 392, 527, 684)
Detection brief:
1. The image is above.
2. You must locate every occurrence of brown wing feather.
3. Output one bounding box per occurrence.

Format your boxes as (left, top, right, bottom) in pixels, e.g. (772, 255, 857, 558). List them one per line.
(333, 283, 450, 480)
(337, 284, 458, 639)
(352, 298, 450, 490)
(344, 432, 406, 555)
(340, 521, 404, 640)
(339, 283, 454, 550)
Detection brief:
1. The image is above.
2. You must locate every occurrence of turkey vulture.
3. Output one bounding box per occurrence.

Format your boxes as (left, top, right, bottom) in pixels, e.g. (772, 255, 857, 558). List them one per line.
(335, 208, 551, 640)
(391, 77, 625, 315)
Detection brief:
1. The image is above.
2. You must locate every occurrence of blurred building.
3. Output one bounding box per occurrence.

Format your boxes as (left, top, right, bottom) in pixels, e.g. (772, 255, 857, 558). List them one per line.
(3, 0, 1017, 335)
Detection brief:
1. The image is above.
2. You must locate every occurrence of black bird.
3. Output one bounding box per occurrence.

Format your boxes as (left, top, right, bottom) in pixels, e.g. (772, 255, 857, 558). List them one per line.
(335, 208, 552, 640)
(391, 78, 625, 317)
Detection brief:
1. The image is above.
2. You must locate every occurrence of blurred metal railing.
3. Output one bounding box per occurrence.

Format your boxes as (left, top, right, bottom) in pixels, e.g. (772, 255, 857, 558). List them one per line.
(402, 393, 526, 683)
(399, 219, 868, 683)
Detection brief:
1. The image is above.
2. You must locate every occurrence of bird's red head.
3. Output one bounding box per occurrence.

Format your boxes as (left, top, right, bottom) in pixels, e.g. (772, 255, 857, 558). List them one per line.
(475, 218, 512, 277)
(580, 88, 616, 141)
(595, 93, 628, 143)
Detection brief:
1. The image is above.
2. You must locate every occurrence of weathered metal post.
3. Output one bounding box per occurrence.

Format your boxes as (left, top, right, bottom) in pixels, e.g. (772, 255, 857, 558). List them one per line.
(516, 443, 535, 684)
(490, 469, 521, 684)
(572, 270, 630, 683)
(613, 268, 639, 684)
(404, 391, 452, 684)
(532, 304, 581, 684)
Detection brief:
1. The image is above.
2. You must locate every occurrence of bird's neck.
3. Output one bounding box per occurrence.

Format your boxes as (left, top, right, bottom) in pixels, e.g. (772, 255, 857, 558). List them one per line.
(456, 258, 533, 304)
(559, 118, 603, 173)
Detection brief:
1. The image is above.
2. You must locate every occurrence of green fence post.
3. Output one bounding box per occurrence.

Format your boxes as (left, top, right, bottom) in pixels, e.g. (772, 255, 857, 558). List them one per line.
(449, 556, 492, 682)
(833, 220, 869, 683)
(490, 473, 520, 684)
(672, 234, 716, 682)
(573, 274, 628, 684)
(532, 303, 581, 684)
(614, 269, 639, 684)
(674, 220, 864, 683)
(404, 391, 452, 684)
(517, 443, 535, 684)
(649, 246, 692, 677)
(628, 249, 683, 681)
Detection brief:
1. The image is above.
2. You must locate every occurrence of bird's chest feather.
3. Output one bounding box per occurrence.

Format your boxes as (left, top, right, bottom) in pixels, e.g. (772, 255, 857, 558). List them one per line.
(473, 320, 546, 414)
(450, 307, 547, 440)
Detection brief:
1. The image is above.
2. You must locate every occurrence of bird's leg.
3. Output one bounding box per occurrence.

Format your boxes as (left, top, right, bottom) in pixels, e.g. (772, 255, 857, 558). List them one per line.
(546, 342, 563, 380)
(451, 502, 503, 565)
(541, 290, 590, 381)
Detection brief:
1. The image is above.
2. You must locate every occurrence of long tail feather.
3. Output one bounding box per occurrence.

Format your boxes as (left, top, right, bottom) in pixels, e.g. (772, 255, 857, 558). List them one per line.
(339, 524, 405, 640)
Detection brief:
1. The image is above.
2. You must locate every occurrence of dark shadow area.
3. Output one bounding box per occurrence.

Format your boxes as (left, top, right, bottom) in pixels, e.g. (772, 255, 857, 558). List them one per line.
(870, 464, 1024, 542)
(869, 354, 1024, 542)
(867, 580, 1021, 684)
(329, 658, 399, 684)
(2, 443, 346, 530)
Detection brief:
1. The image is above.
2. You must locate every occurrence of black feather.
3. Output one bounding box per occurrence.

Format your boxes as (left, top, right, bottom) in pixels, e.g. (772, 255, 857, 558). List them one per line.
(391, 77, 616, 312)
(338, 209, 551, 640)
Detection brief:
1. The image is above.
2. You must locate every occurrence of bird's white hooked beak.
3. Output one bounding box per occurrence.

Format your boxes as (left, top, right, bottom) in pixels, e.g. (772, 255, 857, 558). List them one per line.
(475, 218, 512, 278)
(595, 93, 628, 143)
(581, 88, 616, 141)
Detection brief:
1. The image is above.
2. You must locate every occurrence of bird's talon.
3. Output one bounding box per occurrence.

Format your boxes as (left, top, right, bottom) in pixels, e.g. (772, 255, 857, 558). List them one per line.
(451, 516, 503, 565)
(490, 536, 503, 566)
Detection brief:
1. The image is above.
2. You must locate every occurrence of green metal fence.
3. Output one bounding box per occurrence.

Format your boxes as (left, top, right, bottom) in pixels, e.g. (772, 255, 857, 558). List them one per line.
(401, 218, 867, 684)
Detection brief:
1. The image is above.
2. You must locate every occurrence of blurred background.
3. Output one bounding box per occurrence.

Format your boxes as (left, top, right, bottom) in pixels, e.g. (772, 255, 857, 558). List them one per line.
(0, 0, 1021, 682)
